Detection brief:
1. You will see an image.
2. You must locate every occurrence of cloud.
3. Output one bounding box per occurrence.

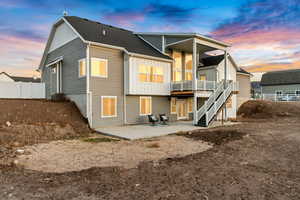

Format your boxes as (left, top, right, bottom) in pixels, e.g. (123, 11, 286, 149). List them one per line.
(145, 3, 197, 23)
(102, 2, 198, 28)
(211, 0, 300, 72)
(0, 34, 44, 76)
(103, 10, 145, 28)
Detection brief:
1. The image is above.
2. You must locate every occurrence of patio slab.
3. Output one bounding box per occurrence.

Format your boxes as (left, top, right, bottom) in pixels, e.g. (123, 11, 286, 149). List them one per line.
(95, 121, 237, 140)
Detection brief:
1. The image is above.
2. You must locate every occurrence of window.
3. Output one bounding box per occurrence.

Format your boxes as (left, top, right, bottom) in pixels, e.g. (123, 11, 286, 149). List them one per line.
(91, 58, 108, 77)
(296, 90, 300, 95)
(172, 51, 182, 81)
(276, 90, 282, 95)
(101, 96, 117, 118)
(170, 98, 177, 114)
(140, 96, 152, 115)
(78, 59, 86, 77)
(199, 75, 206, 81)
(187, 98, 193, 113)
(185, 53, 193, 81)
(151, 66, 164, 83)
(138, 65, 164, 83)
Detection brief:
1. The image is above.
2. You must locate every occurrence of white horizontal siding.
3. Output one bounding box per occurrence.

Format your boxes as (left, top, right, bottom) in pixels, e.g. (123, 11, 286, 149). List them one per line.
(128, 57, 171, 95)
(217, 59, 236, 82)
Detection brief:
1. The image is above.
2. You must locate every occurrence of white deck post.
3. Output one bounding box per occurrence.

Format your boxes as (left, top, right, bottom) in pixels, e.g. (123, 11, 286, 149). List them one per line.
(193, 39, 198, 125)
(224, 50, 228, 120)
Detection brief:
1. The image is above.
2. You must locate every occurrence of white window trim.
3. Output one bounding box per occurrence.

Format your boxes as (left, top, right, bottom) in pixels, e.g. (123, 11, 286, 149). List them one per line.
(91, 58, 108, 78)
(139, 96, 152, 116)
(170, 98, 177, 114)
(78, 58, 86, 78)
(101, 96, 117, 118)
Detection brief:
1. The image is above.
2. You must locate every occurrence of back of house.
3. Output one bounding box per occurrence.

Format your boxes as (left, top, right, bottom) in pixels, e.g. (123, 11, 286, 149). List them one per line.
(39, 16, 248, 129)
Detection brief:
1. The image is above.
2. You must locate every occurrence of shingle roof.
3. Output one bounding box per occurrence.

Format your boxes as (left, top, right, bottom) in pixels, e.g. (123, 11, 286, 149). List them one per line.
(11, 76, 41, 83)
(237, 67, 251, 75)
(64, 16, 171, 60)
(261, 69, 300, 86)
(0, 72, 40, 83)
(201, 55, 224, 67)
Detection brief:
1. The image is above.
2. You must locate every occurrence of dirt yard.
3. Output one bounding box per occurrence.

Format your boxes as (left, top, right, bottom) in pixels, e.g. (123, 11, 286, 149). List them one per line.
(0, 100, 300, 199)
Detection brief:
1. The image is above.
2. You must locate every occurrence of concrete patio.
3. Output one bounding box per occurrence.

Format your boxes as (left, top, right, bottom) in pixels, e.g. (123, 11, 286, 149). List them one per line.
(95, 121, 237, 140)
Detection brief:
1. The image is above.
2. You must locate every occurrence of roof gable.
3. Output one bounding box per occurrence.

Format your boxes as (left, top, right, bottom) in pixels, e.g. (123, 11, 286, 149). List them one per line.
(49, 21, 78, 52)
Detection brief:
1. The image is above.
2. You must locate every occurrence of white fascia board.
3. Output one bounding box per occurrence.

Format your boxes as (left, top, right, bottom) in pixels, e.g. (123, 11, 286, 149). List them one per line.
(135, 32, 231, 47)
(45, 56, 63, 67)
(39, 17, 85, 69)
(87, 41, 173, 63)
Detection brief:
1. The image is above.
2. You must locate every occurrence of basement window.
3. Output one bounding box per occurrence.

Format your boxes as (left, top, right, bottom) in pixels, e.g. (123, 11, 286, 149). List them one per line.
(140, 96, 152, 116)
(101, 96, 117, 118)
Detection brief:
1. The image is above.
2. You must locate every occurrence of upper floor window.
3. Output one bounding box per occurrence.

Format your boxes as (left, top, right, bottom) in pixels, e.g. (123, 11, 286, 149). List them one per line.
(91, 58, 108, 78)
(78, 59, 86, 77)
(173, 51, 182, 82)
(138, 65, 164, 83)
(296, 90, 300, 95)
(185, 53, 193, 81)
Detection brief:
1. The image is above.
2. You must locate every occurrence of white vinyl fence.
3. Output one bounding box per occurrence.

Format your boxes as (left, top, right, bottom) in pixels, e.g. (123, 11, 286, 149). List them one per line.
(0, 81, 45, 99)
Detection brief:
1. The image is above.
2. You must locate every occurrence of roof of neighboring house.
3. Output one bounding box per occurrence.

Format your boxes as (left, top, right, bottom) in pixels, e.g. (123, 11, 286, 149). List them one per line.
(237, 68, 251, 75)
(0, 72, 41, 83)
(201, 55, 224, 67)
(261, 69, 300, 86)
(63, 16, 171, 60)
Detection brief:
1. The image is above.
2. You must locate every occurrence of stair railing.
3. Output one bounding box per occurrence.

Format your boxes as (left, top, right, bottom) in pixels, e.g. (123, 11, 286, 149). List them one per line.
(196, 80, 225, 122)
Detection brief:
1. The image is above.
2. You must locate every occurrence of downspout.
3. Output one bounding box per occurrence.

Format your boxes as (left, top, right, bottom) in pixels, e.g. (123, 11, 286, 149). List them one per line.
(86, 43, 92, 127)
(193, 39, 198, 125)
(123, 53, 128, 125)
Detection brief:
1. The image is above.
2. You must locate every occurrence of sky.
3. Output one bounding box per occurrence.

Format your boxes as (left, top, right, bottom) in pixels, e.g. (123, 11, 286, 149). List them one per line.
(0, 0, 300, 77)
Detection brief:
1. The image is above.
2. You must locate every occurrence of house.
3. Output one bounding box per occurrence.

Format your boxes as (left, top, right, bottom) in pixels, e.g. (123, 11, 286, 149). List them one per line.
(0, 72, 41, 83)
(39, 16, 244, 129)
(261, 69, 300, 96)
(236, 68, 252, 108)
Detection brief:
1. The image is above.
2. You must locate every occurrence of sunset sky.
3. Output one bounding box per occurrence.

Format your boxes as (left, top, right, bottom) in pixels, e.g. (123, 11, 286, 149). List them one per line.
(0, 0, 299, 77)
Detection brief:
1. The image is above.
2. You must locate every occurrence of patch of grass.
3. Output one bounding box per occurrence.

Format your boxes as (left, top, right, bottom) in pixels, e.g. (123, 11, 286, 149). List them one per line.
(146, 142, 160, 148)
(82, 137, 120, 143)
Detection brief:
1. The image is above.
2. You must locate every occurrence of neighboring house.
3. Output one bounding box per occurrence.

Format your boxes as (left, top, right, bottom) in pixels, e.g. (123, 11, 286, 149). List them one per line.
(251, 81, 262, 98)
(261, 69, 300, 96)
(0, 72, 41, 83)
(39, 16, 242, 129)
(236, 68, 252, 108)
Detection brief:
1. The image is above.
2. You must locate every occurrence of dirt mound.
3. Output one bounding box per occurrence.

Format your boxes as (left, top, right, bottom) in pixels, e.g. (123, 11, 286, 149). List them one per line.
(238, 100, 300, 119)
(0, 99, 90, 149)
(178, 129, 246, 145)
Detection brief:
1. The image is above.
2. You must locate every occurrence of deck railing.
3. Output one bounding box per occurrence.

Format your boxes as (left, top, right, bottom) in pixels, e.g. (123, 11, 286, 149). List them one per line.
(171, 80, 239, 92)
